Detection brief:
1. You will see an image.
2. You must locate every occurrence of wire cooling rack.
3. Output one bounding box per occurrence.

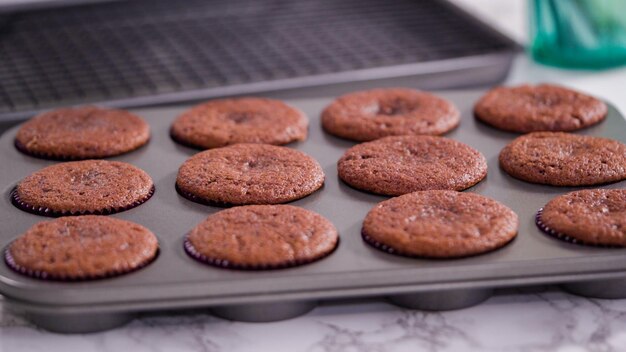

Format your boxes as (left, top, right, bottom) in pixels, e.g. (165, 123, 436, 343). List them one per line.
(0, 0, 517, 120)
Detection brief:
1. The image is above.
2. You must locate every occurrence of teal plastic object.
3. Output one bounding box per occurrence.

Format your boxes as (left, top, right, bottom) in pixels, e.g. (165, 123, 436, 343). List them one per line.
(530, 0, 626, 69)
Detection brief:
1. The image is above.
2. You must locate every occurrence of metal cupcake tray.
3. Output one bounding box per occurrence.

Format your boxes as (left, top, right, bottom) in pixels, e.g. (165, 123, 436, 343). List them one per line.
(0, 90, 625, 333)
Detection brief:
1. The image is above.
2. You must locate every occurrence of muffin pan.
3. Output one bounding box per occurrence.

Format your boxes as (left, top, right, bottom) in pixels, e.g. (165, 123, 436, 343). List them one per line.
(0, 90, 625, 333)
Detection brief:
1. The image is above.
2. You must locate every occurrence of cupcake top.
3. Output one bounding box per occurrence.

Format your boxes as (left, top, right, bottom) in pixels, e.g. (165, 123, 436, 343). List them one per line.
(538, 189, 626, 247)
(5, 216, 159, 280)
(15, 106, 150, 160)
(362, 190, 518, 258)
(338, 135, 487, 196)
(176, 143, 324, 205)
(170, 97, 308, 149)
(499, 132, 626, 186)
(13, 160, 154, 216)
(322, 88, 460, 141)
(474, 84, 607, 133)
(185, 205, 338, 269)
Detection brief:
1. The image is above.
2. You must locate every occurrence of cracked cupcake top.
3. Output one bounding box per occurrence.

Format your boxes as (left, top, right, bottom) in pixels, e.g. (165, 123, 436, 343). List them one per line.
(14, 160, 154, 216)
(185, 205, 338, 269)
(474, 84, 607, 133)
(338, 135, 487, 196)
(176, 143, 324, 205)
(499, 132, 626, 186)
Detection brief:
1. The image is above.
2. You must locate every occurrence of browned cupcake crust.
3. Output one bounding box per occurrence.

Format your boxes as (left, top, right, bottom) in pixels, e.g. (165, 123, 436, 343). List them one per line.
(184, 205, 338, 269)
(537, 189, 626, 247)
(5, 216, 159, 280)
(176, 144, 324, 205)
(499, 132, 626, 186)
(362, 190, 519, 258)
(13, 160, 154, 216)
(321, 88, 460, 141)
(474, 84, 607, 133)
(15, 106, 150, 160)
(337, 135, 487, 196)
(170, 98, 308, 149)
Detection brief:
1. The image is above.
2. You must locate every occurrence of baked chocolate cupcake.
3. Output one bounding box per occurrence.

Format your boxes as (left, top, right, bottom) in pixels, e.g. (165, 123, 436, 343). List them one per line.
(362, 190, 518, 258)
(474, 84, 607, 133)
(322, 88, 460, 141)
(12, 160, 154, 216)
(499, 132, 626, 186)
(15, 106, 150, 160)
(170, 98, 308, 149)
(338, 135, 487, 196)
(176, 143, 324, 205)
(536, 189, 626, 247)
(5, 216, 159, 280)
(184, 205, 338, 269)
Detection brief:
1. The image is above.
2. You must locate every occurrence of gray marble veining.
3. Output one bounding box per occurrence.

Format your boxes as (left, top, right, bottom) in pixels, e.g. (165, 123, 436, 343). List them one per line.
(3, 288, 626, 352)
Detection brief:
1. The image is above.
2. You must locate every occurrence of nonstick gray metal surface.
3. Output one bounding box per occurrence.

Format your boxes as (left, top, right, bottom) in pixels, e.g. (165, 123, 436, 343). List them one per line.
(0, 90, 625, 333)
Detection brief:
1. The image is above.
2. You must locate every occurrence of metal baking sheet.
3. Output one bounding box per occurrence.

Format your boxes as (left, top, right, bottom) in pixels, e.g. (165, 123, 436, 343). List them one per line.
(0, 0, 519, 121)
(0, 90, 625, 327)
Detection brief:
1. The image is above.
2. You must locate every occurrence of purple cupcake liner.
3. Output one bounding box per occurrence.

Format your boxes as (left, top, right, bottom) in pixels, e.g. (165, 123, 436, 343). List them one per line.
(535, 208, 620, 248)
(175, 182, 325, 208)
(170, 127, 303, 151)
(10, 185, 155, 217)
(361, 230, 516, 259)
(183, 236, 339, 271)
(175, 183, 234, 208)
(4, 245, 160, 281)
(361, 232, 400, 256)
(14, 139, 77, 161)
(14, 138, 151, 161)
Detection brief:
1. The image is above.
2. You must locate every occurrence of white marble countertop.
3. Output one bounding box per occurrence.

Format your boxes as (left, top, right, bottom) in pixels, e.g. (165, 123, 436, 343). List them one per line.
(3, 284, 626, 352)
(3, 1, 626, 351)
